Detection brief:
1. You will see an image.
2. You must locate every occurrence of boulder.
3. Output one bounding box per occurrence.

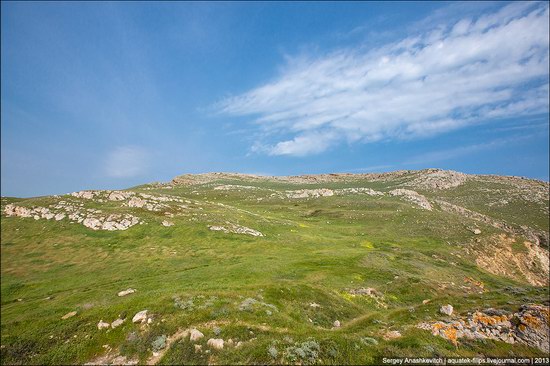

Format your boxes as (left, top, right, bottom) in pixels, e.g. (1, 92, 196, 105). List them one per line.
(440, 304, 454, 316)
(132, 310, 148, 324)
(207, 338, 224, 350)
(97, 320, 110, 330)
(111, 318, 125, 329)
(189, 329, 204, 342)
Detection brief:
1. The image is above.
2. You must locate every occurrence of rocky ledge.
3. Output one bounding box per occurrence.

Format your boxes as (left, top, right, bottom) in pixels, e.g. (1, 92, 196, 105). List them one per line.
(418, 304, 549, 352)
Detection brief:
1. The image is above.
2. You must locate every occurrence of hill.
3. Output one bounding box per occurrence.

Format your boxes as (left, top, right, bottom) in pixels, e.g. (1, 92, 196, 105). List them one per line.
(1, 168, 549, 365)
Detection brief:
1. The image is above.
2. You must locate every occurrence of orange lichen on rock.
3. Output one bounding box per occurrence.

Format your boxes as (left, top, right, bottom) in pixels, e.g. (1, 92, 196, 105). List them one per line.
(443, 326, 458, 346)
(522, 314, 541, 328)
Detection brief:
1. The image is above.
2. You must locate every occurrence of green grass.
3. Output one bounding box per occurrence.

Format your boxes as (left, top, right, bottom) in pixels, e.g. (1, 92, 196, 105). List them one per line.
(1, 173, 548, 364)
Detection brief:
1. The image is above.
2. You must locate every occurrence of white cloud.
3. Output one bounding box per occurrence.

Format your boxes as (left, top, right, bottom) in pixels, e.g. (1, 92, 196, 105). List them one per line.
(105, 146, 150, 178)
(217, 2, 549, 156)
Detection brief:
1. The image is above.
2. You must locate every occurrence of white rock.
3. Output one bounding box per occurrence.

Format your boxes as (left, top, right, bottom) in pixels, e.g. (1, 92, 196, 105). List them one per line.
(333, 320, 341, 328)
(132, 310, 148, 323)
(111, 318, 125, 329)
(162, 220, 174, 227)
(97, 320, 110, 330)
(440, 304, 454, 316)
(127, 197, 146, 208)
(472, 228, 482, 235)
(207, 338, 224, 350)
(54, 213, 66, 221)
(117, 288, 136, 297)
(61, 311, 77, 320)
(189, 329, 204, 342)
(83, 217, 102, 230)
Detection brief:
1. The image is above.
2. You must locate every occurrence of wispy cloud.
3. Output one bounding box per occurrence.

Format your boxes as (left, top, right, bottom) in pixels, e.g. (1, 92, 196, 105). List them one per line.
(404, 134, 536, 165)
(105, 146, 150, 178)
(217, 2, 549, 156)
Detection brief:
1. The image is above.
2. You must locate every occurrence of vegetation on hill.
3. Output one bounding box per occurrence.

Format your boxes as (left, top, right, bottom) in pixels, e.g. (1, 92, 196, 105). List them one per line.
(1, 169, 548, 365)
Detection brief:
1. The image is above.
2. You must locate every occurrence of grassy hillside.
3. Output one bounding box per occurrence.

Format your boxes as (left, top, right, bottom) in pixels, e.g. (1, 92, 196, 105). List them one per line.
(1, 169, 549, 365)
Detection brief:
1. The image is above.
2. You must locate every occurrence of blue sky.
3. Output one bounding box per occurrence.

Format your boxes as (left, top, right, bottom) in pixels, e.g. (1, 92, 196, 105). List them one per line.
(1, 1, 549, 197)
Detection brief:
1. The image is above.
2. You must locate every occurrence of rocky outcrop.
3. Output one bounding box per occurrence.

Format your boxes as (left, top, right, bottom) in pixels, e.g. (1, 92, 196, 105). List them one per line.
(406, 169, 468, 190)
(418, 304, 549, 352)
(389, 189, 433, 210)
(285, 189, 335, 199)
(82, 214, 139, 231)
(209, 223, 263, 237)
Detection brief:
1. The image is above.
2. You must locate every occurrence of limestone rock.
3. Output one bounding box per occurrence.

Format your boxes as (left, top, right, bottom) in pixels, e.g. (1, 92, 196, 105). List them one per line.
(117, 288, 136, 297)
(383, 330, 402, 340)
(62, 311, 77, 320)
(97, 320, 110, 330)
(440, 304, 454, 316)
(111, 318, 125, 329)
(207, 338, 224, 350)
(189, 329, 204, 342)
(132, 310, 148, 324)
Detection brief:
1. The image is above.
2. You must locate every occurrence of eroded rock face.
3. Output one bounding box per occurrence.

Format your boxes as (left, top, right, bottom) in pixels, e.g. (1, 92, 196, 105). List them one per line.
(475, 234, 549, 287)
(418, 304, 549, 352)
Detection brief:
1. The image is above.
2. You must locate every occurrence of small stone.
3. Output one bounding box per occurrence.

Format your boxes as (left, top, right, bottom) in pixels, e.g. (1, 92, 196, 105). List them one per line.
(97, 320, 110, 330)
(207, 338, 224, 350)
(147, 318, 153, 324)
(333, 320, 341, 328)
(472, 228, 481, 235)
(440, 304, 454, 316)
(111, 318, 125, 329)
(132, 310, 148, 323)
(383, 330, 402, 340)
(422, 299, 431, 304)
(189, 329, 204, 342)
(310, 302, 321, 308)
(62, 311, 77, 320)
(194, 344, 202, 353)
(162, 220, 174, 227)
(236, 341, 243, 348)
(117, 288, 136, 297)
